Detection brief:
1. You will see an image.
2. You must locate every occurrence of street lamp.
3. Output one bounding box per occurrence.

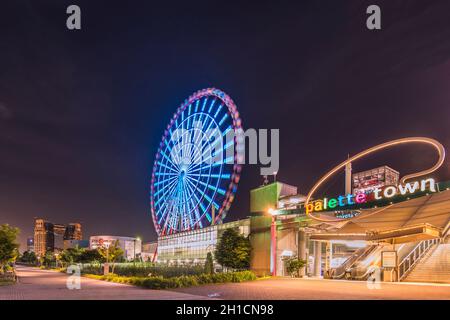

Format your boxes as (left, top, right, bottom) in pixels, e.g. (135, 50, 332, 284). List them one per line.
(268, 208, 278, 277)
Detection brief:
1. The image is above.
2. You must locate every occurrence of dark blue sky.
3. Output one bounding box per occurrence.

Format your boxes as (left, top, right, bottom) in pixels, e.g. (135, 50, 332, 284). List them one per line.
(1, 0, 450, 249)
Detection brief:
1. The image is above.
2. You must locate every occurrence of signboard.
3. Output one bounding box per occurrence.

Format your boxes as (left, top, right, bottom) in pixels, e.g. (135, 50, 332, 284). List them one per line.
(305, 177, 437, 215)
(382, 251, 397, 268)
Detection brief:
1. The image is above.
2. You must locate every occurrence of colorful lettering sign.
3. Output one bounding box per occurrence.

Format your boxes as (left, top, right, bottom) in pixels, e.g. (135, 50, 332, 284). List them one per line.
(305, 178, 437, 215)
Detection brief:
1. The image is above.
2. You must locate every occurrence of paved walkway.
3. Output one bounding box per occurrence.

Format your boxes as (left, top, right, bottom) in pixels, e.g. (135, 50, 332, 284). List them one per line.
(0, 266, 209, 300)
(173, 277, 450, 300)
(3, 267, 449, 300)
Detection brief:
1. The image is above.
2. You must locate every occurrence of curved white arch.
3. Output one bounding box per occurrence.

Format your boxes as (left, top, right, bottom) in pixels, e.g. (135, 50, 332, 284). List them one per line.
(305, 137, 446, 222)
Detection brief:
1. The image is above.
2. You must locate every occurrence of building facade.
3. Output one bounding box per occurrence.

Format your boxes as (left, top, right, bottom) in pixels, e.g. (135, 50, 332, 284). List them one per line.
(141, 241, 158, 262)
(157, 219, 250, 265)
(89, 235, 142, 261)
(33, 218, 83, 256)
(34, 219, 55, 257)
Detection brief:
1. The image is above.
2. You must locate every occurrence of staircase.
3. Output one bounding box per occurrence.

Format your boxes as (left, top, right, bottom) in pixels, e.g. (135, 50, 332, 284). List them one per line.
(403, 243, 450, 283)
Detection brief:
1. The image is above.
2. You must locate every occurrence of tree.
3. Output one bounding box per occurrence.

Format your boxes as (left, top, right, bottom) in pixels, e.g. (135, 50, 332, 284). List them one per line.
(285, 257, 306, 278)
(79, 249, 103, 264)
(204, 252, 214, 274)
(98, 240, 124, 273)
(0, 224, 20, 273)
(42, 251, 56, 268)
(19, 251, 37, 265)
(60, 247, 84, 266)
(215, 228, 251, 270)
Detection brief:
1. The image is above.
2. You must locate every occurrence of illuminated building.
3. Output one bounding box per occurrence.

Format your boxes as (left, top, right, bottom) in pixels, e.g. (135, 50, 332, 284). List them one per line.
(34, 219, 55, 257)
(157, 219, 250, 265)
(33, 218, 83, 256)
(352, 165, 399, 194)
(89, 235, 142, 261)
(141, 241, 158, 262)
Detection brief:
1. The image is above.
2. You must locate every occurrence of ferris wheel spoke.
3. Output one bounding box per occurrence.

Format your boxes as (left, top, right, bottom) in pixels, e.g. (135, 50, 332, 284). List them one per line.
(186, 175, 221, 208)
(153, 174, 177, 188)
(159, 149, 180, 171)
(153, 179, 177, 198)
(208, 99, 216, 113)
(192, 177, 226, 196)
(185, 179, 209, 221)
(192, 113, 211, 148)
(157, 160, 178, 173)
(181, 182, 195, 229)
(155, 180, 178, 210)
(155, 171, 178, 176)
(214, 104, 223, 119)
(201, 97, 208, 112)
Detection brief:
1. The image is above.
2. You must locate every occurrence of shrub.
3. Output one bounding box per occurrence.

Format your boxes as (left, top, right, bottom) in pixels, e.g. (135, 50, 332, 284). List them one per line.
(80, 263, 206, 277)
(83, 270, 257, 289)
(285, 257, 306, 277)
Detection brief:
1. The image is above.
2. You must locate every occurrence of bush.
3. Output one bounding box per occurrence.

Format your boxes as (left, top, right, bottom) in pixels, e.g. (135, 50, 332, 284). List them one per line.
(83, 270, 257, 290)
(80, 263, 103, 275)
(285, 257, 306, 277)
(80, 263, 206, 278)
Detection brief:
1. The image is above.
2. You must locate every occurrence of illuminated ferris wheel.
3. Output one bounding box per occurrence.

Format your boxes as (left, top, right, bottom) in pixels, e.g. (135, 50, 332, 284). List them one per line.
(150, 88, 242, 235)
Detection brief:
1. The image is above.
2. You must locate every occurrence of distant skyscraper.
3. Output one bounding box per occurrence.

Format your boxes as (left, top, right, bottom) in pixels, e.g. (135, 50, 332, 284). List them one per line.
(34, 219, 54, 257)
(63, 223, 83, 249)
(33, 219, 83, 256)
(64, 223, 82, 240)
(53, 224, 66, 251)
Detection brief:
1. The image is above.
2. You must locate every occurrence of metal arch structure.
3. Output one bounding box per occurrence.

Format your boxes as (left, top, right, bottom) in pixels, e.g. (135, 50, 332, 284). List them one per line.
(150, 88, 243, 236)
(305, 137, 446, 222)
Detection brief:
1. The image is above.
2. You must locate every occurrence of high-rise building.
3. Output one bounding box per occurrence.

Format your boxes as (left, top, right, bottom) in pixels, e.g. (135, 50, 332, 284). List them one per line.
(53, 224, 66, 251)
(34, 219, 55, 257)
(64, 223, 82, 241)
(33, 218, 83, 257)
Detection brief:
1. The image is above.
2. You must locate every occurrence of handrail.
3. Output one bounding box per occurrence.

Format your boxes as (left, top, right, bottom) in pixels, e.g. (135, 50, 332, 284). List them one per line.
(398, 238, 439, 281)
(332, 245, 377, 279)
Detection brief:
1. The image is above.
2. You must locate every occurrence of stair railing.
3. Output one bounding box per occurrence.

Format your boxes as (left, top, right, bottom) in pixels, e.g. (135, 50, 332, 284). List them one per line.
(398, 238, 439, 281)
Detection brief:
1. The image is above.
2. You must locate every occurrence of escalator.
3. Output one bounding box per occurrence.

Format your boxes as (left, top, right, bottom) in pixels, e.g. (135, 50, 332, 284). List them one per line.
(329, 241, 431, 281)
(328, 244, 378, 279)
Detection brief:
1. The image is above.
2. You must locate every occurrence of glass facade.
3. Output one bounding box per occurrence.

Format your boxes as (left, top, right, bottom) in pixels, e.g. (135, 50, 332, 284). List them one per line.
(157, 219, 250, 264)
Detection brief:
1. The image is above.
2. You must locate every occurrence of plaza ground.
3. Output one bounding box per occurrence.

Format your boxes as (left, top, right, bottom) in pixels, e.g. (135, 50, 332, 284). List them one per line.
(1, 266, 449, 300)
(172, 277, 450, 300)
(0, 266, 208, 300)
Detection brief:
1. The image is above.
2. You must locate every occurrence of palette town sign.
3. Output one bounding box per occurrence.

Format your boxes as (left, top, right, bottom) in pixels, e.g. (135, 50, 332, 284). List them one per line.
(304, 137, 446, 222)
(305, 177, 437, 215)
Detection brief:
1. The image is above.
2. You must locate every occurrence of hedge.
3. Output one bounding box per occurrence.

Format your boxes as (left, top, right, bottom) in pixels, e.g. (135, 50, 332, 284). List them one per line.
(80, 263, 205, 277)
(84, 270, 256, 289)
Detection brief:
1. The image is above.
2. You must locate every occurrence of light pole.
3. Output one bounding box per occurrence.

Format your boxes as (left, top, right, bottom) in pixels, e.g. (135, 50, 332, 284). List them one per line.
(268, 208, 278, 277)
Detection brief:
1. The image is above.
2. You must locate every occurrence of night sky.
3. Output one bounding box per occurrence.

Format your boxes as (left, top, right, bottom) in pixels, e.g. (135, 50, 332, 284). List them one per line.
(1, 0, 450, 249)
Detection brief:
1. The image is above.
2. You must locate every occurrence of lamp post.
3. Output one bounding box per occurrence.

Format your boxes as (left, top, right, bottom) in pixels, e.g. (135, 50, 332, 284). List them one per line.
(268, 208, 278, 277)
